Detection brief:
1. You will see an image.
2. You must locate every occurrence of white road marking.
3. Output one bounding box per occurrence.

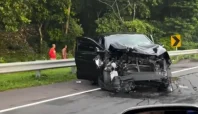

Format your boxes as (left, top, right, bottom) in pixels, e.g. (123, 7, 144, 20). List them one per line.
(178, 85, 189, 89)
(1, 66, 198, 113)
(0, 88, 101, 113)
(172, 66, 198, 74)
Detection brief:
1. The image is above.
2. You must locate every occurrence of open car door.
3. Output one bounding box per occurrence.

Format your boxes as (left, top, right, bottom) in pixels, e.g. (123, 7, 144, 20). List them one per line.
(75, 37, 104, 83)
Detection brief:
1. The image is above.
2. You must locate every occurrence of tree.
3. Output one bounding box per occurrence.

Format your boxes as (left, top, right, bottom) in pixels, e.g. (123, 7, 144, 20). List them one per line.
(157, 0, 198, 41)
(28, 0, 49, 53)
(96, 14, 155, 34)
(0, 0, 31, 31)
(45, 0, 83, 53)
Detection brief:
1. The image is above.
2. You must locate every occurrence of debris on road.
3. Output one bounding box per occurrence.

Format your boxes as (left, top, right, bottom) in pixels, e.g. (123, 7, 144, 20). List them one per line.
(178, 85, 189, 89)
(76, 80, 81, 84)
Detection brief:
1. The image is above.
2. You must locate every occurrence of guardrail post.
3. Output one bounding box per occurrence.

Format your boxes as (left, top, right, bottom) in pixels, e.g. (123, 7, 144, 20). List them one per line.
(195, 54, 198, 59)
(71, 67, 76, 74)
(35, 70, 41, 78)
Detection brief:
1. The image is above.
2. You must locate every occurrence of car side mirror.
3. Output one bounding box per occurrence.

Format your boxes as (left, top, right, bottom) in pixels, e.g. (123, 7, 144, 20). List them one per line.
(95, 47, 100, 52)
(95, 47, 105, 53)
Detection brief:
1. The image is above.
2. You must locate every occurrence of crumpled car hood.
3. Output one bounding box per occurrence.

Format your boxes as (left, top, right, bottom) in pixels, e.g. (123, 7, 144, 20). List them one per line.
(109, 42, 167, 56)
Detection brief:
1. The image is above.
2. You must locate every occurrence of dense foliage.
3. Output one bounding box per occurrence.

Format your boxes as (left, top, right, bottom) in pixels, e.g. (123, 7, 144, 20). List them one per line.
(1, 0, 198, 62)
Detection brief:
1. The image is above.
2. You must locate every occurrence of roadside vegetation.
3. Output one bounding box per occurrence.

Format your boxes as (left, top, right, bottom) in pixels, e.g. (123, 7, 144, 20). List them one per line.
(171, 54, 198, 64)
(1, 0, 198, 63)
(0, 67, 76, 91)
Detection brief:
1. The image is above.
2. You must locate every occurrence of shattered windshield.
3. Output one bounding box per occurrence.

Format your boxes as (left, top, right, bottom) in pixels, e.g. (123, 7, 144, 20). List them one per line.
(104, 34, 153, 50)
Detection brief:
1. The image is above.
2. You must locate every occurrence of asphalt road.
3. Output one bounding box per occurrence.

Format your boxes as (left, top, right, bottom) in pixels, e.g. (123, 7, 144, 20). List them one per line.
(1, 60, 198, 114)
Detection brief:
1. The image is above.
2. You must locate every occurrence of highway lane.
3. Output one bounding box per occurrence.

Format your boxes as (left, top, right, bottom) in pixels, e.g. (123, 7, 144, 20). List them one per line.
(1, 60, 198, 114)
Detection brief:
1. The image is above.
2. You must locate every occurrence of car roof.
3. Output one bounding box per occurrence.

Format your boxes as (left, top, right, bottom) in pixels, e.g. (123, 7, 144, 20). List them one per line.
(80, 33, 147, 42)
(99, 32, 145, 36)
(101, 33, 147, 41)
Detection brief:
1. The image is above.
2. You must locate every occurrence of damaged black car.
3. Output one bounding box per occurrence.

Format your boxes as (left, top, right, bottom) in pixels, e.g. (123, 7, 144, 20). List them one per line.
(75, 33, 173, 93)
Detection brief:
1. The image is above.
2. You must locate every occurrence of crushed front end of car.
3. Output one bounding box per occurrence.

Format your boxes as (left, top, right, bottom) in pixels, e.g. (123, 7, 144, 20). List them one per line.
(95, 43, 173, 93)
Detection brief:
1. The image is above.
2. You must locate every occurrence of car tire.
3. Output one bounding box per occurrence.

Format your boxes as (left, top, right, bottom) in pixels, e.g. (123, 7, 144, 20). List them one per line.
(98, 70, 112, 91)
(76, 71, 82, 79)
(103, 70, 111, 84)
(98, 77, 106, 90)
(91, 80, 98, 85)
(158, 68, 172, 92)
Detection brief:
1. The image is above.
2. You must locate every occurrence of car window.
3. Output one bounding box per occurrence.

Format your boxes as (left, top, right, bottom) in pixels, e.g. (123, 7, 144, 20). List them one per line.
(104, 34, 153, 49)
(98, 37, 105, 48)
(77, 40, 96, 52)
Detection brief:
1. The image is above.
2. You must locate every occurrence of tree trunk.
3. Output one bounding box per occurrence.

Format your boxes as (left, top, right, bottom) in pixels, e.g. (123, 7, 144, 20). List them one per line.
(65, 0, 71, 35)
(38, 24, 43, 53)
(133, 3, 136, 20)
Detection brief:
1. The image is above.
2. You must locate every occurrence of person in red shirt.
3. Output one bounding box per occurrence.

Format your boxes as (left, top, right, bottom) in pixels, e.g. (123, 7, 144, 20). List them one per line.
(49, 44, 56, 60)
(62, 45, 67, 59)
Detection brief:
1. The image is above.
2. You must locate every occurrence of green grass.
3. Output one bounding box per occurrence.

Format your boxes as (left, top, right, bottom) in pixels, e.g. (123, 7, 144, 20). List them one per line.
(171, 54, 198, 64)
(0, 67, 76, 92)
(171, 77, 180, 81)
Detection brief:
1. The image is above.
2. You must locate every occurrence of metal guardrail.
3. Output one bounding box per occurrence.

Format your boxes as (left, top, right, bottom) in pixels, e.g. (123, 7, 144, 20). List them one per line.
(0, 49, 198, 76)
(168, 49, 198, 56)
(0, 58, 75, 74)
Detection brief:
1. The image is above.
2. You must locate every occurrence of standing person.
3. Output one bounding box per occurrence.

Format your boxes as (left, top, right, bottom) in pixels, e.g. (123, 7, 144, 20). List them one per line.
(49, 44, 56, 60)
(62, 45, 67, 59)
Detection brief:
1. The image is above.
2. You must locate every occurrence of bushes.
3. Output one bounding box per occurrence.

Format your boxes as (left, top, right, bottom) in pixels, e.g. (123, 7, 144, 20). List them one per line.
(157, 36, 198, 51)
(0, 31, 36, 62)
(0, 31, 74, 63)
(158, 37, 175, 51)
(179, 41, 198, 50)
(96, 14, 155, 35)
(0, 57, 5, 63)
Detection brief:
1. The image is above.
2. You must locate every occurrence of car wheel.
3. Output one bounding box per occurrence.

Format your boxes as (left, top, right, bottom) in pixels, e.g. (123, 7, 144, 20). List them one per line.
(103, 70, 111, 84)
(91, 80, 98, 85)
(98, 70, 112, 91)
(76, 71, 82, 79)
(98, 76, 106, 90)
(158, 68, 172, 92)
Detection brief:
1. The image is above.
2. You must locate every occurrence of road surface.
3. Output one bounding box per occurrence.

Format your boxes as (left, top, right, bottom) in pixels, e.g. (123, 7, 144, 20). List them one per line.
(1, 60, 198, 114)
